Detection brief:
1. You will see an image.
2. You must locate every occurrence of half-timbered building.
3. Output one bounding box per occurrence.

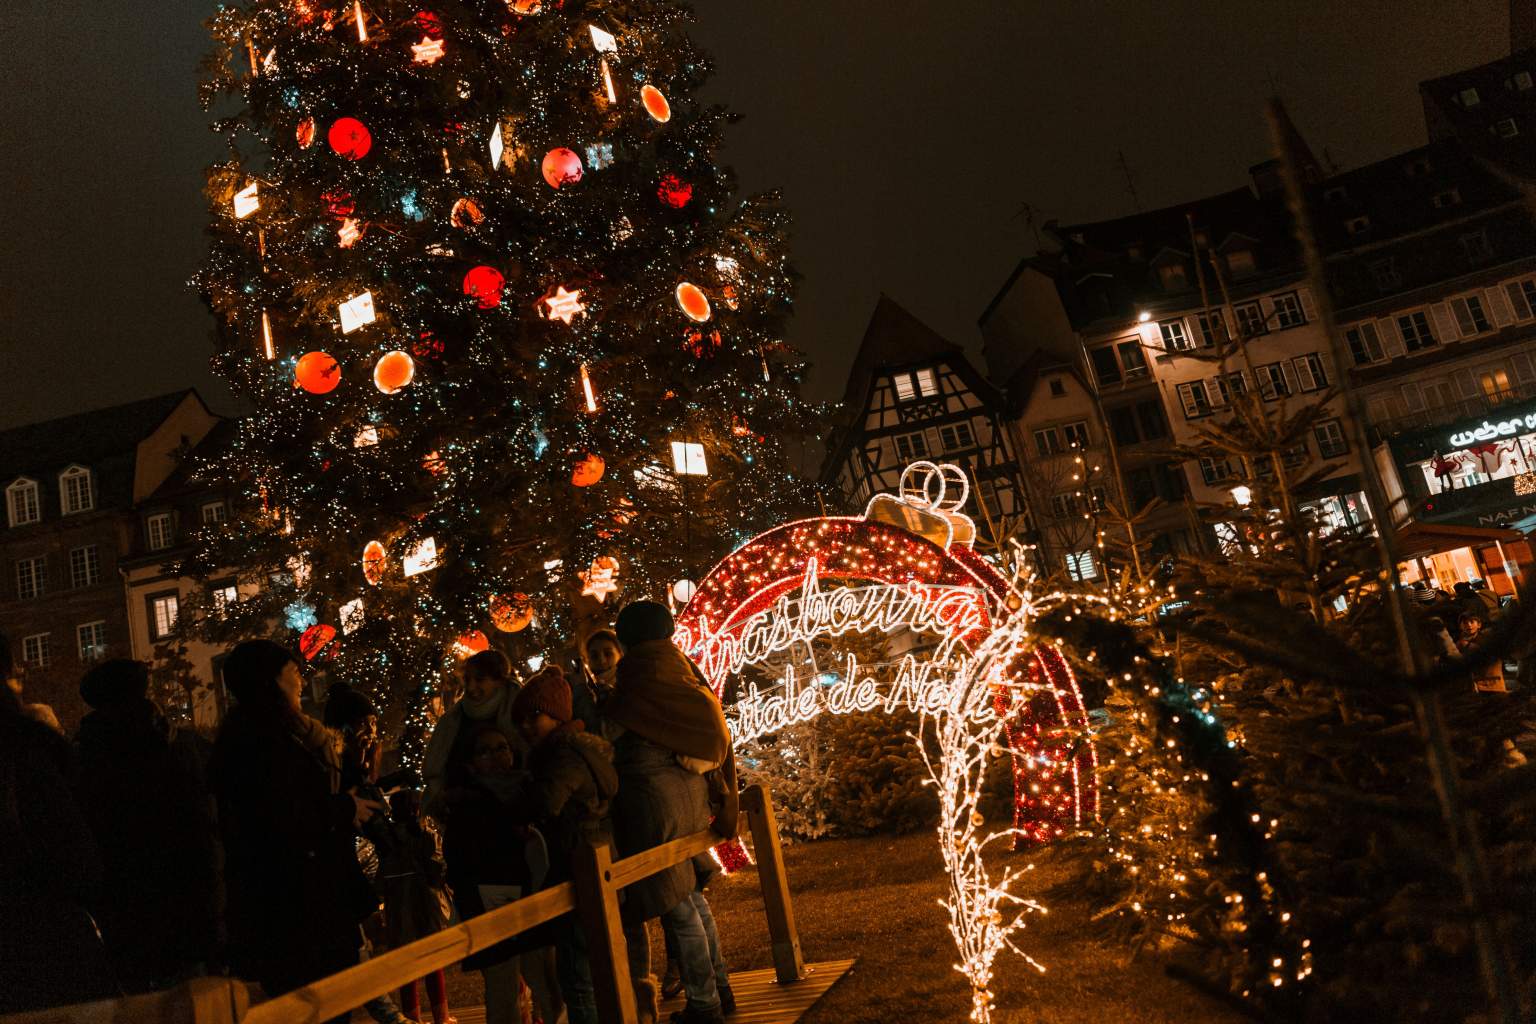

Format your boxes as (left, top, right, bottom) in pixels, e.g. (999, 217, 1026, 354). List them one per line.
(822, 296, 1031, 552)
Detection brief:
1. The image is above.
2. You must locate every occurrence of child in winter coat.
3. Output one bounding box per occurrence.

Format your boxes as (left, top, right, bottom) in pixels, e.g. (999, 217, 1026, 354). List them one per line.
(508, 665, 618, 1024)
(379, 789, 455, 1024)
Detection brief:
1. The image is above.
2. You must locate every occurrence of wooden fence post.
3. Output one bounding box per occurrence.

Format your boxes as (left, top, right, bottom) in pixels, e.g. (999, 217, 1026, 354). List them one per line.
(742, 784, 807, 984)
(573, 841, 638, 1024)
(185, 977, 251, 1024)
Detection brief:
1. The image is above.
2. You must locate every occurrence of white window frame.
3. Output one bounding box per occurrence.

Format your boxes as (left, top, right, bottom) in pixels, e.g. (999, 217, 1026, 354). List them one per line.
(938, 422, 975, 452)
(16, 556, 46, 600)
(1293, 353, 1328, 392)
(1314, 419, 1349, 459)
(893, 431, 928, 462)
(22, 633, 50, 669)
(1397, 310, 1437, 352)
(211, 580, 239, 616)
(148, 593, 180, 641)
(1195, 309, 1226, 347)
(1507, 279, 1536, 321)
(1159, 318, 1192, 352)
(1177, 381, 1213, 419)
(76, 621, 108, 663)
(146, 512, 175, 552)
(1062, 421, 1090, 449)
(914, 367, 939, 398)
(59, 465, 93, 516)
(892, 373, 916, 402)
(1272, 292, 1305, 329)
(200, 501, 227, 525)
(1198, 456, 1234, 486)
(1033, 428, 1063, 457)
(69, 544, 100, 589)
(6, 478, 40, 527)
(1233, 302, 1267, 337)
(1213, 371, 1249, 406)
(1345, 322, 1386, 365)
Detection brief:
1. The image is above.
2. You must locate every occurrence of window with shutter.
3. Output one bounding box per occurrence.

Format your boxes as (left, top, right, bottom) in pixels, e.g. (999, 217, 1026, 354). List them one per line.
(1178, 382, 1212, 418)
(1450, 295, 1491, 335)
(1233, 302, 1267, 337)
(1293, 354, 1327, 392)
(1195, 310, 1226, 347)
(892, 373, 916, 401)
(1345, 322, 1385, 365)
(1512, 353, 1536, 384)
(915, 368, 939, 397)
(1159, 319, 1192, 352)
(1397, 311, 1437, 351)
(1272, 292, 1305, 328)
(1256, 363, 1289, 400)
(1033, 429, 1062, 456)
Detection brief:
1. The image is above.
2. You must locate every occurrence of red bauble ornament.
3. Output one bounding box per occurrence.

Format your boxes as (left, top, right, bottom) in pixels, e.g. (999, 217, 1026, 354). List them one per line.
(572, 453, 606, 487)
(676, 282, 712, 323)
(296, 118, 317, 148)
(362, 540, 387, 585)
(463, 265, 505, 308)
(510, 0, 541, 13)
(454, 630, 491, 657)
(294, 351, 341, 394)
(373, 351, 416, 394)
(490, 593, 534, 633)
(413, 10, 443, 36)
(299, 624, 337, 661)
(657, 174, 693, 209)
(640, 84, 672, 123)
(327, 117, 372, 159)
(541, 148, 584, 189)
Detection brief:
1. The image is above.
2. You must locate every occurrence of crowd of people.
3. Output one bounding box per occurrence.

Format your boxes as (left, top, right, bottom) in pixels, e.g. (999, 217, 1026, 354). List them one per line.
(0, 599, 740, 1024)
(1407, 577, 1521, 690)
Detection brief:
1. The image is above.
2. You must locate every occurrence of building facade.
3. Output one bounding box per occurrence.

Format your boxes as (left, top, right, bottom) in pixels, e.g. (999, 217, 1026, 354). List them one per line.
(823, 296, 1030, 553)
(0, 392, 220, 728)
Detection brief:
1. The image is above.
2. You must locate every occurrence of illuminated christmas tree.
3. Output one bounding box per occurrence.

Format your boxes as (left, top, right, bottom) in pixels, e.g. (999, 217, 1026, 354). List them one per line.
(188, 1, 825, 754)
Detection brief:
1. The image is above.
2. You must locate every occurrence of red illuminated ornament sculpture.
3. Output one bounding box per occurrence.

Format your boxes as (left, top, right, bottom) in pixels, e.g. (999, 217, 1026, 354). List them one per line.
(322, 189, 355, 218)
(299, 624, 337, 661)
(327, 117, 372, 159)
(571, 452, 605, 487)
(373, 351, 415, 394)
(672, 461, 1098, 848)
(361, 540, 387, 585)
(490, 593, 534, 633)
(412, 330, 445, 362)
(685, 329, 721, 359)
(640, 84, 671, 123)
(541, 147, 584, 189)
(657, 174, 693, 209)
(509, 0, 541, 12)
(294, 351, 341, 394)
(675, 282, 711, 323)
(463, 265, 505, 308)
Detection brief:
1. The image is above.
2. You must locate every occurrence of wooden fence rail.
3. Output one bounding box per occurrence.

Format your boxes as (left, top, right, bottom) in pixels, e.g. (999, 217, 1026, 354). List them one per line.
(3, 784, 804, 1024)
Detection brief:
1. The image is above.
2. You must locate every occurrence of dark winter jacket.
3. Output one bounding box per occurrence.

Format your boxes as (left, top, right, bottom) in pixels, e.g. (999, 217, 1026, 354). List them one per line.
(440, 773, 538, 970)
(75, 699, 221, 992)
(377, 821, 452, 949)
(210, 709, 374, 991)
(0, 707, 117, 1012)
(610, 729, 712, 922)
(510, 728, 617, 885)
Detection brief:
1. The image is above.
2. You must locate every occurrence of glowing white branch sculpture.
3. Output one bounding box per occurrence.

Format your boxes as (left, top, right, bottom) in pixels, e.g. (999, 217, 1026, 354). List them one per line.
(919, 609, 1049, 1023)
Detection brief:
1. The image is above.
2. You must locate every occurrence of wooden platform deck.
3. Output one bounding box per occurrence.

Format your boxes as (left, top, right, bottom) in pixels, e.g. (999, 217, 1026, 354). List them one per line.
(454, 960, 856, 1024)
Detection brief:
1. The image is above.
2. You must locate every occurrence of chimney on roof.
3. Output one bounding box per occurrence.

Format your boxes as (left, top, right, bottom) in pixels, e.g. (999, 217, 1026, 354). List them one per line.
(1515, 0, 1536, 52)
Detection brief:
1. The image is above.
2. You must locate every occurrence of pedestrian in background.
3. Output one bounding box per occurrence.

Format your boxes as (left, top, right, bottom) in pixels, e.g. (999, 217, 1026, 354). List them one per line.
(75, 658, 221, 993)
(379, 788, 456, 1024)
(423, 650, 525, 817)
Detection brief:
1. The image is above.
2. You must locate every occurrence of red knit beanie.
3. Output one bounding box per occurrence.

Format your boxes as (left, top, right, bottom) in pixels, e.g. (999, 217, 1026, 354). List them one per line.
(512, 665, 573, 723)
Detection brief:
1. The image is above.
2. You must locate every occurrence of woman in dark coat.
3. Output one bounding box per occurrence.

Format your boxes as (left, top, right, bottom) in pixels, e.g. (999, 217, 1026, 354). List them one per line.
(606, 602, 736, 1024)
(210, 640, 383, 1003)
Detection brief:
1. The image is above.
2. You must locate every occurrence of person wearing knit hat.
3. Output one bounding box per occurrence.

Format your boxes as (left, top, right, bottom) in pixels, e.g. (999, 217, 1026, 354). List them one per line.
(505, 664, 618, 1024)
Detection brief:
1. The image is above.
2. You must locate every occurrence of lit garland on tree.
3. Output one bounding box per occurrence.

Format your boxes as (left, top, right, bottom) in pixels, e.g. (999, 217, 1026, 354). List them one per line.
(185, 0, 826, 751)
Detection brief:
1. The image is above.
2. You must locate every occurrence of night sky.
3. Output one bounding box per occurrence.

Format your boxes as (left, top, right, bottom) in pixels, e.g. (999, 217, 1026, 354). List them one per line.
(0, 1, 1510, 428)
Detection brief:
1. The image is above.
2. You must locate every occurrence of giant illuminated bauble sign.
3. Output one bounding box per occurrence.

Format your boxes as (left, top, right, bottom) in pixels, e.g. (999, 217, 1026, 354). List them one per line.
(674, 461, 1098, 844)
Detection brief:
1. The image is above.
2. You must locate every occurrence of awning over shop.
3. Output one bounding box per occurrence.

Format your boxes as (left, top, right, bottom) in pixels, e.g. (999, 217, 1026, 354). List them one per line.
(1393, 521, 1524, 559)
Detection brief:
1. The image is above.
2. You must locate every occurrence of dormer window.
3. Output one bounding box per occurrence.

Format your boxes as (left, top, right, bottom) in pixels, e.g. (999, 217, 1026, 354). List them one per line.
(1157, 263, 1188, 291)
(1345, 215, 1371, 235)
(1323, 185, 1348, 203)
(1225, 249, 1256, 277)
(6, 478, 40, 527)
(1508, 71, 1533, 92)
(59, 466, 93, 515)
(1431, 188, 1462, 209)
(1404, 156, 1432, 177)
(891, 368, 939, 403)
(1495, 118, 1520, 139)
(1457, 87, 1481, 108)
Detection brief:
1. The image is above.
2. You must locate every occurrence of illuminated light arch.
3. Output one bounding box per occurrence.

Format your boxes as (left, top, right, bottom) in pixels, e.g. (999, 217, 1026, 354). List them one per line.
(674, 463, 1098, 844)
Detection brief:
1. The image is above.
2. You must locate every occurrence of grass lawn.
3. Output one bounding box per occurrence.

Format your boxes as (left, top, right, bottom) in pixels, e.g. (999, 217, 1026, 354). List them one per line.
(703, 830, 1247, 1024)
(442, 830, 1246, 1023)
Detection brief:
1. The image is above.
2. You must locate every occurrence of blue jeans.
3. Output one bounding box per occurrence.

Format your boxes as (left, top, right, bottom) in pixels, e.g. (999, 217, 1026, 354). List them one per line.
(625, 898, 720, 1012)
(688, 891, 729, 996)
(556, 916, 599, 1024)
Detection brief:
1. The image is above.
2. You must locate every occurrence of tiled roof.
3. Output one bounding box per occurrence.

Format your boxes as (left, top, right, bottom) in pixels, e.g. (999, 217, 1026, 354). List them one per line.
(841, 295, 963, 408)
